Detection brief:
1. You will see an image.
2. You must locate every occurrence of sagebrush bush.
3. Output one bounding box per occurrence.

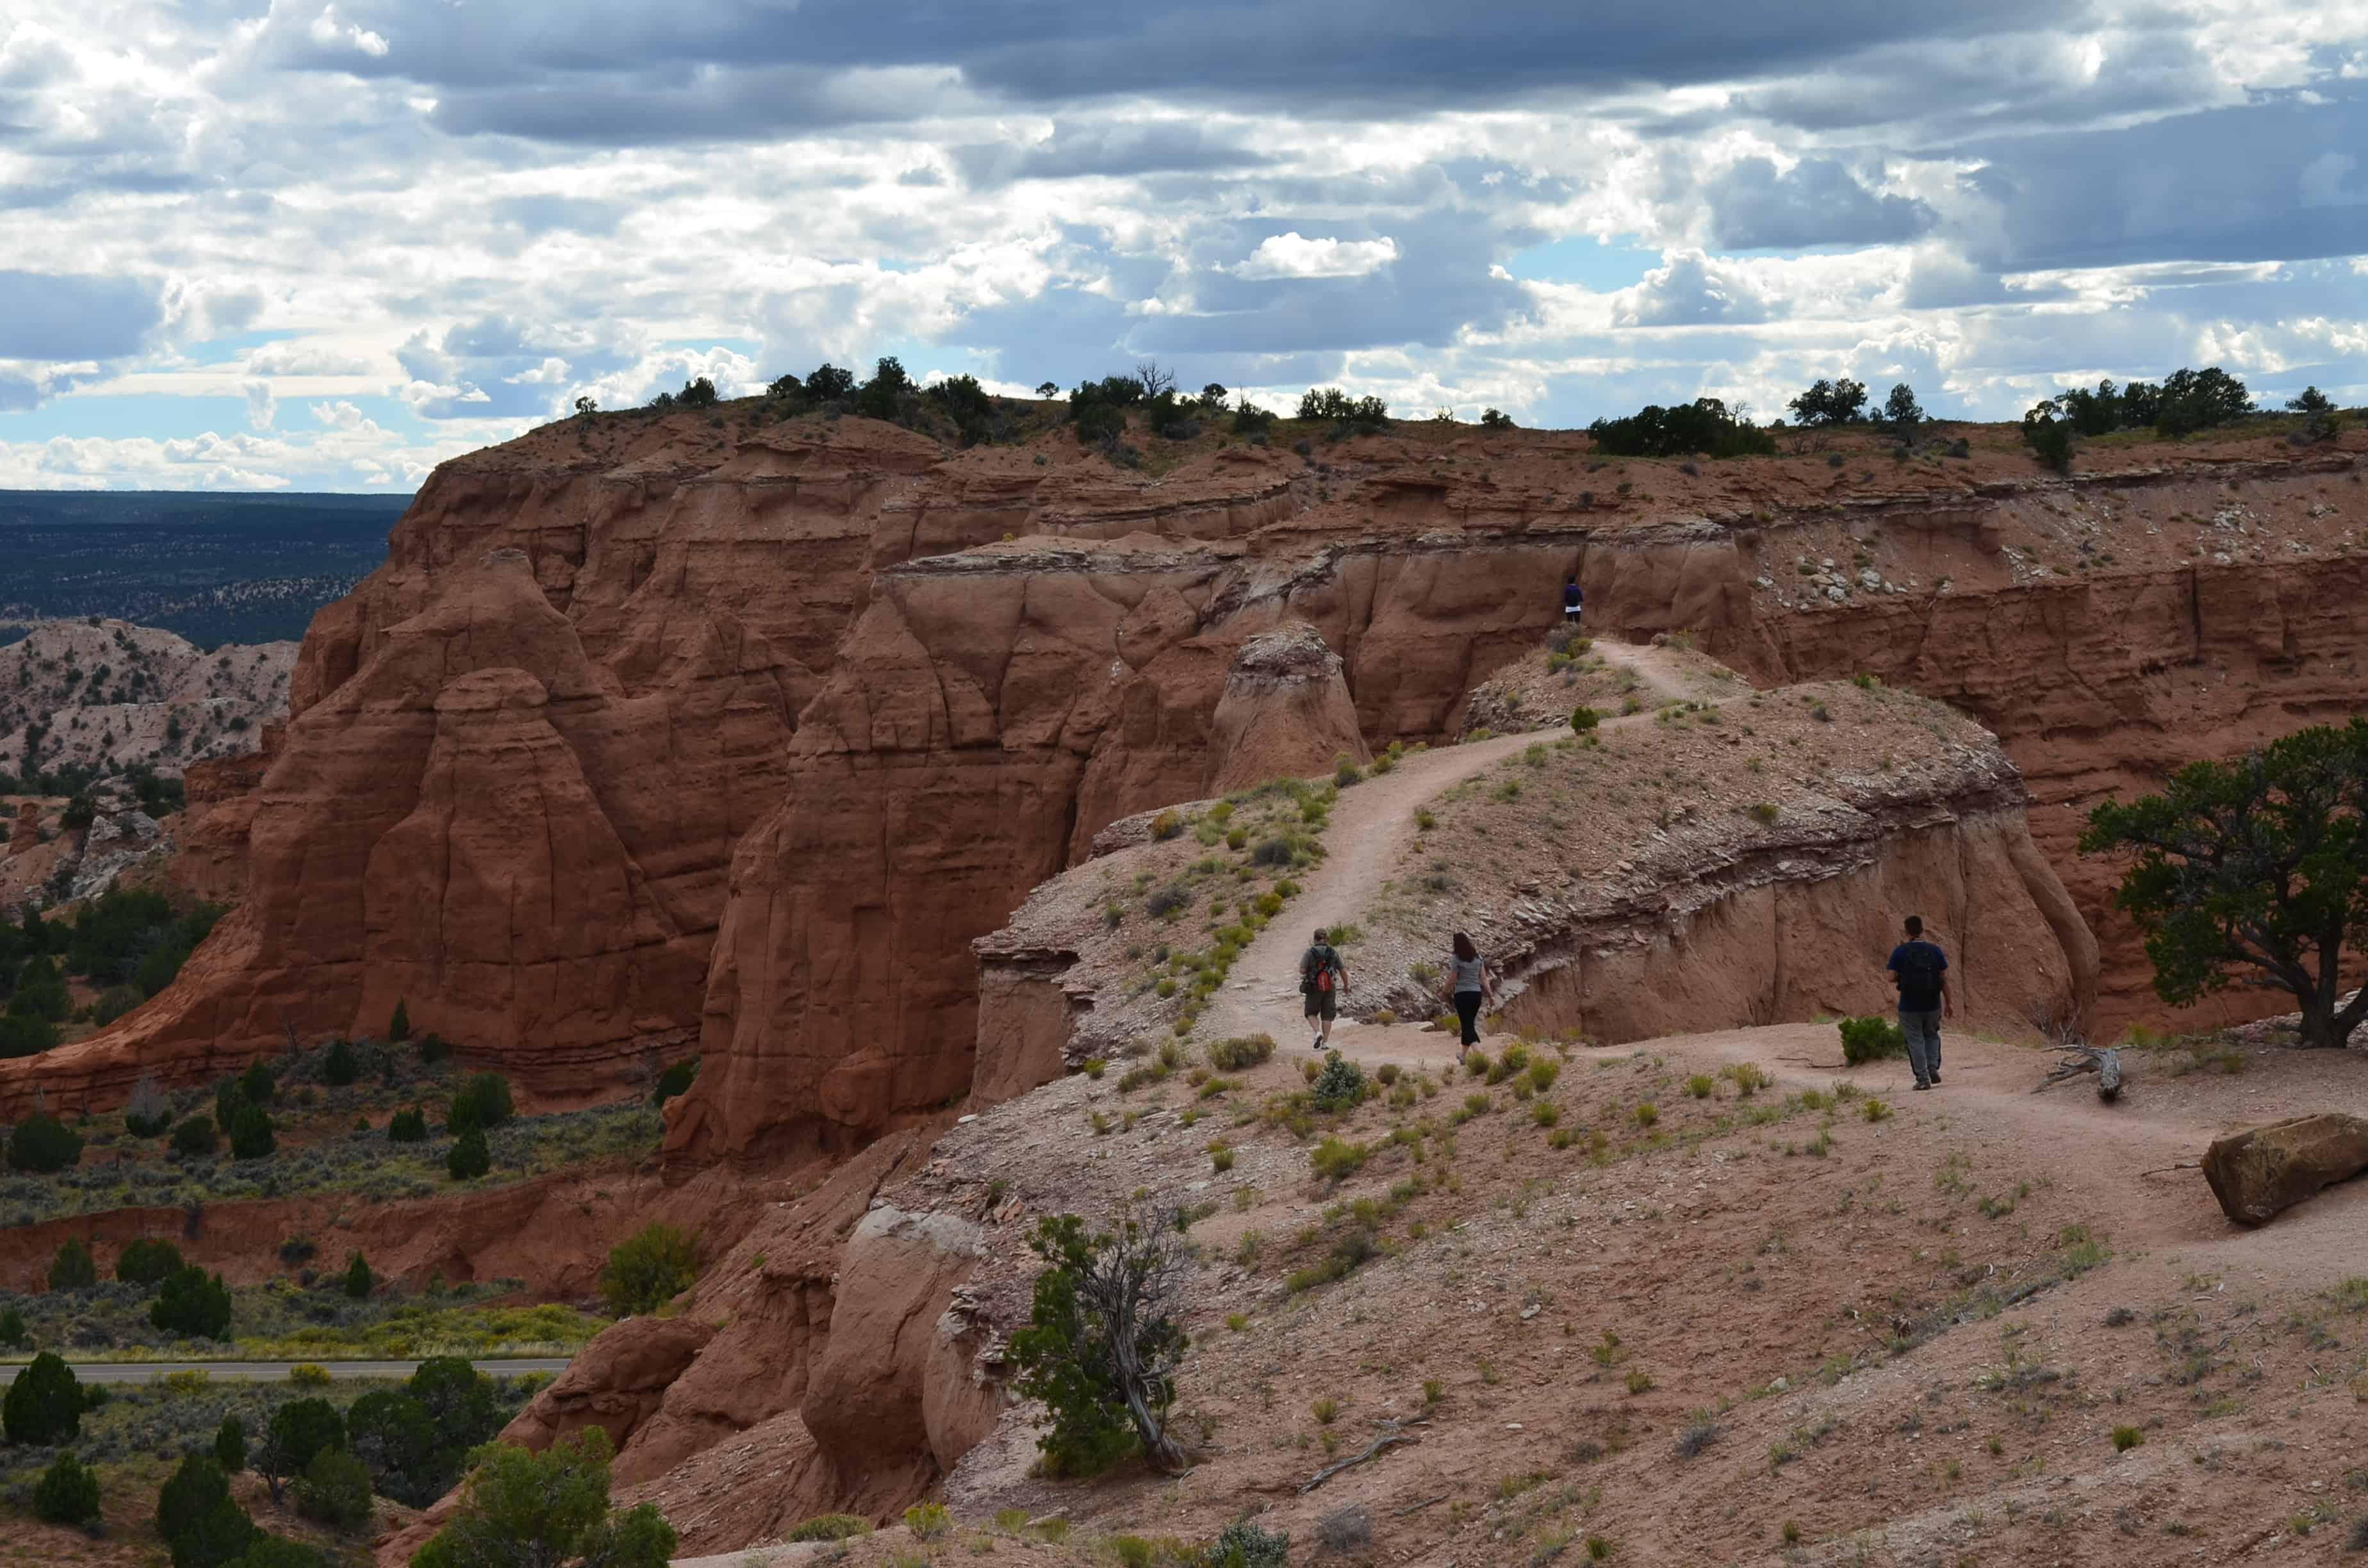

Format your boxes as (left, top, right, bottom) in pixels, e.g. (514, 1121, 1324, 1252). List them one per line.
(1206, 1034, 1275, 1070)
(170, 1113, 219, 1157)
(785, 1514, 871, 1542)
(1838, 1016, 1906, 1065)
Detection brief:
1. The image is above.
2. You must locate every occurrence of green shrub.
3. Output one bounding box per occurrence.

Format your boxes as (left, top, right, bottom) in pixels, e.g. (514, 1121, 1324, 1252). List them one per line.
(1206, 1034, 1276, 1070)
(388, 998, 411, 1043)
(1570, 705, 1602, 735)
(1310, 1136, 1368, 1181)
(256, 1398, 345, 1503)
(598, 1223, 699, 1317)
(170, 1114, 219, 1157)
(228, 1102, 276, 1160)
(216, 1415, 249, 1473)
(92, 977, 144, 1024)
(445, 1129, 491, 1181)
(0, 1305, 25, 1347)
(295, 1448, 374, 1530)
(1310, 1050, 1366, 1112)
(903, 1502, 951, 1540)
(388, 1106, 427, 1143)
(2111, 1425, 2142, 1451)
(8, 1111, 83, 1172)
(34, 1450, 101, 1525)
(3, 1351, 83, 1444)
(116, 1241, 185, 1288)
(1838, 1015, 1906, 1065)
(49, 1236, 97, 1289)
(650, 1057, 699, 1107)
(240, 1060, 276, 1106)
(407, 1426, 673, 1568)
(151, 1266, 234, 1341)
(785, 1514, 873, 1542)
(158, 1453, 259, 1567)
(1201, 1520, 1292, 1566)
(341, 1251, 375, 1300)
(320, 1038, 358, 1087)
(449, 1072, 516, 1133)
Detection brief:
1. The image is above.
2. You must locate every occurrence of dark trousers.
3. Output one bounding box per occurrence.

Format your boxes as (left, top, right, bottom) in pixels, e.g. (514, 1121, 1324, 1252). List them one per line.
(1454, 990, 1484, 1046)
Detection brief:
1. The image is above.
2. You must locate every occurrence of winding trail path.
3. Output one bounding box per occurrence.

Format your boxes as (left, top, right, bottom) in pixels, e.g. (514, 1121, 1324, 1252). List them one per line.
(1196, 638, 1700, 1065)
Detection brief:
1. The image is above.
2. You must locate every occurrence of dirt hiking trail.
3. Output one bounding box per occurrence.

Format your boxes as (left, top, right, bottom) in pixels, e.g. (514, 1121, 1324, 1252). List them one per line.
(1197, 635, 1701, 1061)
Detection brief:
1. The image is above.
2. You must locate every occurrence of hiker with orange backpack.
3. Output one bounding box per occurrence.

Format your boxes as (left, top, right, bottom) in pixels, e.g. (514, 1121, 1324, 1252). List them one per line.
(1300, 928, 1347, 1050)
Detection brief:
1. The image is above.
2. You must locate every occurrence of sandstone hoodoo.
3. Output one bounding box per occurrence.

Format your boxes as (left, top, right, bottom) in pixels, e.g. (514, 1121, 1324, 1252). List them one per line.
(1203, 624, 1369, 794)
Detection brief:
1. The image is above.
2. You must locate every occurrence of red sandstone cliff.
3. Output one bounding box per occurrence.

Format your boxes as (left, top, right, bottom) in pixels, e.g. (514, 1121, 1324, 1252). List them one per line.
(8, 407, 2358, 1134)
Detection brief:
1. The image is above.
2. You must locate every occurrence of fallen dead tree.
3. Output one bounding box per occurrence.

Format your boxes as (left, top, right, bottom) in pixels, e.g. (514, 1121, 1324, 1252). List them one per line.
(2035, 1042, 2122, 1101)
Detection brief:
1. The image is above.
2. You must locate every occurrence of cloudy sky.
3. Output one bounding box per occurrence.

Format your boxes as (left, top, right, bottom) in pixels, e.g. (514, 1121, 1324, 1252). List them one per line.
(4, 1, 2365, 491)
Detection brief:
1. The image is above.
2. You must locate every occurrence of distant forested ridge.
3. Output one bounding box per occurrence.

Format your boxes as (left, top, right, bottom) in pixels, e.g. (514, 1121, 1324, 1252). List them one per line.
(0, 491, 408, 649)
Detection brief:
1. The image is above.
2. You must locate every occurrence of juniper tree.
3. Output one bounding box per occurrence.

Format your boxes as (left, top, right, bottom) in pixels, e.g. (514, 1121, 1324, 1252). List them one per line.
(2080, 718, 2368, 1050)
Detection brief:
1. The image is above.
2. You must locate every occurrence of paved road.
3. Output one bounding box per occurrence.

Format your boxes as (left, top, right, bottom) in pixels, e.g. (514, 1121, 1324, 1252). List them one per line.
(0, 1357, 572, 1385)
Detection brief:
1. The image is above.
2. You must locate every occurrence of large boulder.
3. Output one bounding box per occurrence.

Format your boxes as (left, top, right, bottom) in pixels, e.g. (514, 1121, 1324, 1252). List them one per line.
(2201, 1113, 2368, 1225)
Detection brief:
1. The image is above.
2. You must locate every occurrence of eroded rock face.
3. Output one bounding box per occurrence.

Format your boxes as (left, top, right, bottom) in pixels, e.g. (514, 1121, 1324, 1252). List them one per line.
(0, 547, 798, 1115)
(1205, 624, 1369, 794)
(2201, 1113, 2368, 1226)
(498, 1315, 718, 1455)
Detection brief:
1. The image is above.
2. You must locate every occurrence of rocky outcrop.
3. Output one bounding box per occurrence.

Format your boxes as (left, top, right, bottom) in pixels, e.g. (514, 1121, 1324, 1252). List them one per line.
(0, 619, 295, 778)
(1204, 624, 1369, 794)
(5, 801, 37, 855)
(169, 732, 279, 902)
(0, 547, 799, 1116)
(498, 1316, 718, 1454)
(486, 1130, 980, 1556)
(2201, 1113, 2368, 1226)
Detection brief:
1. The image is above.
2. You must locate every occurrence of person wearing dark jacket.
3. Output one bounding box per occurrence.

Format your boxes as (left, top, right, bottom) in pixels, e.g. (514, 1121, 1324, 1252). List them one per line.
(1562, 575, 1584, 628)
(1886, 915, 1951, 1090)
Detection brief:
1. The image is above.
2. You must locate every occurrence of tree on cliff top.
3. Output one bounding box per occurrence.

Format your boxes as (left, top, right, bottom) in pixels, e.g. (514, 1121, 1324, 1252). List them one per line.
(1009, 1211, 1192, 1476)
(2080, 718, 2368, 1050)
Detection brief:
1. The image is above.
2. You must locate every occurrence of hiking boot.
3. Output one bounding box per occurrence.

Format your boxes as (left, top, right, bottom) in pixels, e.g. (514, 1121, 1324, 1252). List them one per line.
(1930, 1072, 1941, 1085)
(1911, 1081, 1931, 1091)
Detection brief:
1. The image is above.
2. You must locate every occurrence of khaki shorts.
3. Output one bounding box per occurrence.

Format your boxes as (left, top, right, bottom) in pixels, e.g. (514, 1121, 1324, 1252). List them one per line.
(1303, 990, 1338, 1021)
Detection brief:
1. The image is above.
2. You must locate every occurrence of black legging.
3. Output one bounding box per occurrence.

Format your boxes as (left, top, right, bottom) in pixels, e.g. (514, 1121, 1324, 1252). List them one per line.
(1454, 990, 1484, 1047)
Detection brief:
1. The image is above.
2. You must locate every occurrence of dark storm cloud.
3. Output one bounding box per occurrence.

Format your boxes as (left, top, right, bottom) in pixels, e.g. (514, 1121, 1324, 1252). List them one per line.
(1966, 87, 2368, 269)
(0, 271, 165, 359)
(308, 0, 2076, 142)
(1707, 158, 1932, 250)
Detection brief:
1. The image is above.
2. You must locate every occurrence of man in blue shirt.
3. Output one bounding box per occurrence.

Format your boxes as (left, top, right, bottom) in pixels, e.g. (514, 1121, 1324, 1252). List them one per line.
(1886, 915, 1950, 1090)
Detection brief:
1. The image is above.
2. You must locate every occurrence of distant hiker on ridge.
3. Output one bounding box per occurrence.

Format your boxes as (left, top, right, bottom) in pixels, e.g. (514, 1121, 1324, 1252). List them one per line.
(1301, 927, 1346, 1051)
(1442, 931, 1497, 1049)
(1886, 915, 1951, 1091)
(1562, 574, 1584, 630)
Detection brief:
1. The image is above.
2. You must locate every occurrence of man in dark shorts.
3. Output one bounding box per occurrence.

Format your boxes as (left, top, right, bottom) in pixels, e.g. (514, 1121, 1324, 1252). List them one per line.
(1299, 929, 1346, 1050)
(1886, 915, 1950, 1090)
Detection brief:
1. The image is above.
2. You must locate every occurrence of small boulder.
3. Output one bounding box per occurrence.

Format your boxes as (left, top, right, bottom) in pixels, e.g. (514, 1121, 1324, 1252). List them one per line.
(2200, 1113, 2368, 1226)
